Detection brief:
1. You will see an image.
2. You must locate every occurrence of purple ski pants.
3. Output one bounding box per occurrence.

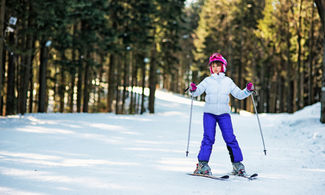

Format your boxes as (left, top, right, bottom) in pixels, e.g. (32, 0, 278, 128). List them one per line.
(198, 113, 243, 163)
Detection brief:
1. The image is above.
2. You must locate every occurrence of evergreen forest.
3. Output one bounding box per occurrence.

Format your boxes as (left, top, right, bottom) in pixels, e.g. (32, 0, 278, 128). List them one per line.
(1, 0, 325, 122)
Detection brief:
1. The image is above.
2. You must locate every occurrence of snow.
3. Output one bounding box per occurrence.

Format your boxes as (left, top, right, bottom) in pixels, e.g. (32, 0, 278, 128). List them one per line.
(0, 89, 325, 195)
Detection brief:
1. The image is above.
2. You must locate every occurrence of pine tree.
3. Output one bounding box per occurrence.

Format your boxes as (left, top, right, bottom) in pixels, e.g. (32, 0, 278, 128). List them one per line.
(315, 0, 325, 123)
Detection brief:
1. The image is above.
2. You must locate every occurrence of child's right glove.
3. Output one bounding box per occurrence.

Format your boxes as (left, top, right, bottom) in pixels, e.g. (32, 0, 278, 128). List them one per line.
(246, 82, 255, 91)
(190, 82, 197, 92)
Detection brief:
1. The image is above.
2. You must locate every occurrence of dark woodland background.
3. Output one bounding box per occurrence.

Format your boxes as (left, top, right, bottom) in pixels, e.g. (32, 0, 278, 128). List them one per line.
(1, 0, 325, 122)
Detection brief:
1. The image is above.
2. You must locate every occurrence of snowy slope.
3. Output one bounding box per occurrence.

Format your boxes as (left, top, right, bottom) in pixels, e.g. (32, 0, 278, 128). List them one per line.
(0, 89, 324, 195)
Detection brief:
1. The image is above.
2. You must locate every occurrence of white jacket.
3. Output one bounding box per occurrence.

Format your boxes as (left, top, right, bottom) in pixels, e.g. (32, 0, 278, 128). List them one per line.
(191, 73, 252, 115)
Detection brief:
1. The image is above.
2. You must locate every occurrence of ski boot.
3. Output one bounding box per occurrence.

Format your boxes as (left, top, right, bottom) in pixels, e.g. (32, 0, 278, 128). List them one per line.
(194, 161, 212, 176)
(232, 162, 247, 176)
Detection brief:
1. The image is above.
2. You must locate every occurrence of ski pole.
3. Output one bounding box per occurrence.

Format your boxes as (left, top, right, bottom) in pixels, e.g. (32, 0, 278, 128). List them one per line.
(250, 93, 267, 156)
(186, 95, 194, 157)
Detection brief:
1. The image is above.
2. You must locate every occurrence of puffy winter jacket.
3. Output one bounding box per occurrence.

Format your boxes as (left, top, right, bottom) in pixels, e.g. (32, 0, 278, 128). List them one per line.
(191, 73, 252, 115)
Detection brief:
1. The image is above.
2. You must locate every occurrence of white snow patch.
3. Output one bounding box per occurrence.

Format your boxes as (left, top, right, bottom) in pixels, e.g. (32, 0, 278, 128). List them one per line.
(0, 90, 324, 194)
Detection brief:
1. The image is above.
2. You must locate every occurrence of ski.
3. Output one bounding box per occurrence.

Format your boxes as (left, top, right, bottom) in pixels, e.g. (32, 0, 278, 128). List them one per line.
(247, 173, 258, 179)
(187, 173, 229, 180)
(231, 173, 258, 180)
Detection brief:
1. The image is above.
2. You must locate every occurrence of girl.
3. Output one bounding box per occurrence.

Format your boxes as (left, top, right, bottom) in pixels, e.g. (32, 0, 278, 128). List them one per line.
(190, 53, 254, 176)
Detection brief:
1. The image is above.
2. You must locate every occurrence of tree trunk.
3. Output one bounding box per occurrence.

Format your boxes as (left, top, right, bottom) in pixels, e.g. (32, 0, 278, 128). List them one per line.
(296, 0, 304, 110)
(270, 74, 277, 113)
(53, 64, 58, 111)
(18, 34, 27, 114)
(18, 0, 31, 115)
(309, 2, 315, 105)
(69, 25, 78, 113)
(82, 52, 90, 113)
(38, 38, 49, 113)
(76, 56, 83, 112)
(28, 67, 34, 113)
(28, 36, 36, 113)
(314, 0, 325, 123)
(69, 70, 75, 113)
(97, 55, 104, 112)
(136, 91, 140, 114)
(141, 58, 146, 114)
(286, 19, 294, 113)
(129, 52, 136, 114)
(1, 48, 5, 115)
(69, 43, 77, 113)
(321, 35, 325, 123)
(265, 65, 270, 113)
(115, 55, 120, 114)
(59, 53, 65, 113)
(259, 60, 265, 113)
(0, 0, 5, 114)
(6, 33, 16, 115)
(107, 54, 115, 113)
(149, 43, 157, 114)
(19, 26, 33, 115)
(279, 76, 284, 112)
(122, 52, 128, 113)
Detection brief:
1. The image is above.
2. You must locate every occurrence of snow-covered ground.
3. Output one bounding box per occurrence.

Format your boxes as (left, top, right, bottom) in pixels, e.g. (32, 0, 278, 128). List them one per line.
(0, 89, 324, 195)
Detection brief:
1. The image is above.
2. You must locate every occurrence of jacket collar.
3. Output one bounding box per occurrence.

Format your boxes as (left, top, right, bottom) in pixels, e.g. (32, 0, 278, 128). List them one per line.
(211, 73, 225, 79)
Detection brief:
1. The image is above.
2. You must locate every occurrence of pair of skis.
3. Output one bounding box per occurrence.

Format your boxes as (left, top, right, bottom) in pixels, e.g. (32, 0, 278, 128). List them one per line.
(188, 172, 258, 181)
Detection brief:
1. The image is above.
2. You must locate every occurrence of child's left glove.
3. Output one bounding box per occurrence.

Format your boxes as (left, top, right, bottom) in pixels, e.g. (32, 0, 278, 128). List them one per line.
(246, 82, 255, 91)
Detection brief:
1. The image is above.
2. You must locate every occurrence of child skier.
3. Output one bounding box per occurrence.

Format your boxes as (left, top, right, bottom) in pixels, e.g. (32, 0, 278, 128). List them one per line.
(189, 53, 254, 176)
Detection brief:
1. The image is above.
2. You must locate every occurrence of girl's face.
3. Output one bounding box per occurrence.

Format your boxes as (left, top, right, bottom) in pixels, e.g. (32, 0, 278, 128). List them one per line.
(211, 62, 223, 74)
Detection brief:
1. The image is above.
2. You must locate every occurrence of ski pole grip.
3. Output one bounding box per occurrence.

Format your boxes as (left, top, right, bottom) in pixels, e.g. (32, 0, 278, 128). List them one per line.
(185, 82, 196, 93)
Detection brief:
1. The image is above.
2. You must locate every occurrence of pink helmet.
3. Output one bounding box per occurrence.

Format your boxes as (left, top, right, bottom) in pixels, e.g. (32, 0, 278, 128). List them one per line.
(208, 53, 227, 73)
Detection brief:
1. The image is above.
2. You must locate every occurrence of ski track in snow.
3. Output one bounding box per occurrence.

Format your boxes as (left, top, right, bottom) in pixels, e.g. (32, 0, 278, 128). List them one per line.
(0, 89, 324, 195)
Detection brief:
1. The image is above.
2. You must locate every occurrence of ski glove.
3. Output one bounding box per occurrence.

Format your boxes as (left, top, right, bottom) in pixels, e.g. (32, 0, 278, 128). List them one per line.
(190, 82, 197, 92)
(246, 82, 254, 91)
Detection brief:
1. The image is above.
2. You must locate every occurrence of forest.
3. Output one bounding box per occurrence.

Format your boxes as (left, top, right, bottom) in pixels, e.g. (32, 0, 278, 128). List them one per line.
(0, 0, 325, 121)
